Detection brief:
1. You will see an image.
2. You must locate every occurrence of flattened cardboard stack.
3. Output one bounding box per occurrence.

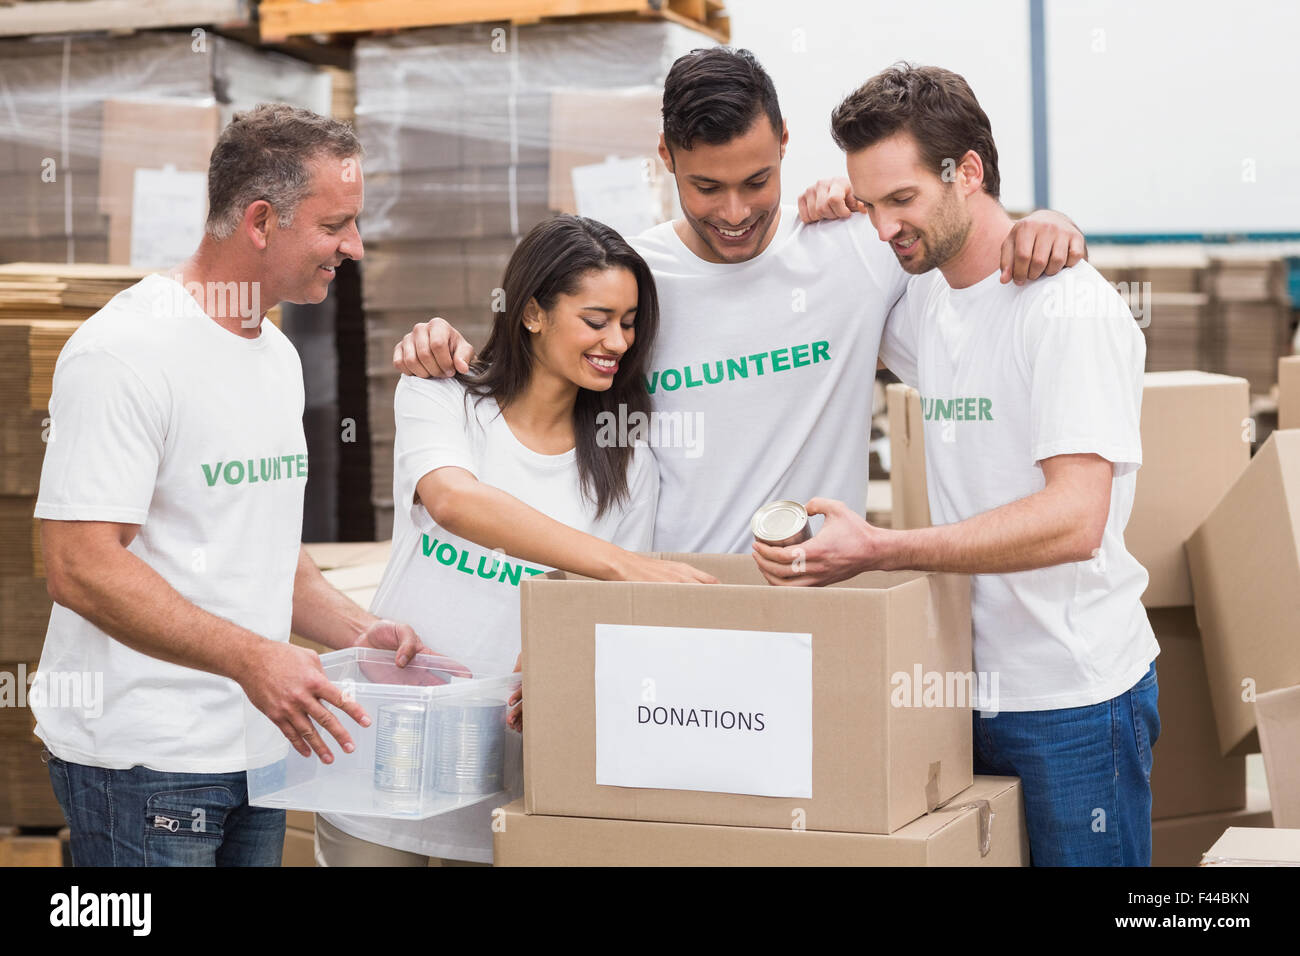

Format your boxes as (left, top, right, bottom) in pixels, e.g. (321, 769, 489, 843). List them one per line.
(353, 21, 695, 538)
(496, 554, 1030, 866)
(0, 31, 329, 267)
(1206, 254, 1291, 396)
(0, 262, 160, 829)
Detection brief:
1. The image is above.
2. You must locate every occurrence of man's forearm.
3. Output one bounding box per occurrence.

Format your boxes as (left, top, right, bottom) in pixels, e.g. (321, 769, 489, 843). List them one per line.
(47, 540, 266, 684)
(883, 487, 1095, 574)
(290, 547, 379, 650)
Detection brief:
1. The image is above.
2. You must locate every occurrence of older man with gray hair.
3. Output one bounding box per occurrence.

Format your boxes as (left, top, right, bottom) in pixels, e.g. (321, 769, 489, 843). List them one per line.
(34, 104, 428, 866)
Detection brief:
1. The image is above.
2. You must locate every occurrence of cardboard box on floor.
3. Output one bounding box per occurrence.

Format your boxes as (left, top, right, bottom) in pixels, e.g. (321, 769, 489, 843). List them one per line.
(1128, 371, 1250, 608)
(281, 827, 316, 867)
(1151, 790, 1271, 867)
(886, 384, 931, 530)
(1281, 356, 1300, 430)
(1186, 430, 1300, 756)
(1255, 684, 1300, 829)
(495, 776, 1027, 867)
(520, 553, 972, 834)
(1149, 608, 1246, 820)
(1202, 826, 1300, 866)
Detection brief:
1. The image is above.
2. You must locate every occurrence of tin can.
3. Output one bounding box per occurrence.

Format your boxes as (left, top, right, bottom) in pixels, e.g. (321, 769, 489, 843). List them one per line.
(433, 699, 507, 795)
(373, 702, 427, 794)
(751, 499, 812, 547)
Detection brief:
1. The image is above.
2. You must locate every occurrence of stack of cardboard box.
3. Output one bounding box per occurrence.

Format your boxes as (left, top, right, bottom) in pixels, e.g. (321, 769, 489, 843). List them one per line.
(1207, 255, 1292, 395)
(351, 20, 698, 538)
(494, 554, 1030, 866)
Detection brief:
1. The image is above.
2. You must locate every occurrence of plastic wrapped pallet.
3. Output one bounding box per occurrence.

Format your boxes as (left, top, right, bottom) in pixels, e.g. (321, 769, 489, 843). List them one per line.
(353, 20, 710, 531)
(0, 31, 330, 267)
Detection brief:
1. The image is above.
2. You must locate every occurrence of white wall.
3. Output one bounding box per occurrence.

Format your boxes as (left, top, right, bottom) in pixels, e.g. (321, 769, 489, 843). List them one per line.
(728, 0, 1035, 213)
(726, 0, 1300, 234)
(1046, 0, 1300, 234)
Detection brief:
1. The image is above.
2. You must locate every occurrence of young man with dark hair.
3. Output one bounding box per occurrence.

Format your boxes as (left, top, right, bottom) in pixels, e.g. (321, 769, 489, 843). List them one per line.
(36, 104, 433, 866)
(755, 64, 1159, 866)
(394, 47, 1086, 555)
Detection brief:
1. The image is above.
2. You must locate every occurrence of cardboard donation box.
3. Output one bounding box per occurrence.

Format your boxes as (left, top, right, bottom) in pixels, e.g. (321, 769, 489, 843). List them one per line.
(1149, 609, 1246, 819)
(1202, 827, 1300, 866)
(1128, 371, 1250, 608)
(520, 554, 973, 834)
(1186, 430, 1300, 756)
(1255, 684, 1300, 828)
(494, 776, 1027, 867)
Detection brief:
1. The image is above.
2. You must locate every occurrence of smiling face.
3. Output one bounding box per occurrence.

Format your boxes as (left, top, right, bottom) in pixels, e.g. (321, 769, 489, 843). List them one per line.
(845, 131, 972, 275)
(659, 115, 787, 264)
(529, 266, 639, 393)
(264, 154, 364, 304)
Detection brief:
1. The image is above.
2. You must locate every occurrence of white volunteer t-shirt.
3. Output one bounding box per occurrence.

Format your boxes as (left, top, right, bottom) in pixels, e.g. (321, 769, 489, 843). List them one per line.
(33, 273, 308, 771)
(879, 260, 1159, 711)
(631, 207, 908, 553)
(325, 375, 657, 862)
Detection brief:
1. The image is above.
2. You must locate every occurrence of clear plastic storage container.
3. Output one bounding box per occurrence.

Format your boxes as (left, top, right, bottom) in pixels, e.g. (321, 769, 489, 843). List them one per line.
(245, 648, 520, 819)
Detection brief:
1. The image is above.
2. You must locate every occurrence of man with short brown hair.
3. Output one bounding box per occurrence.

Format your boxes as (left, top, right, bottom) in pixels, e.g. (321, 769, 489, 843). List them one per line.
(35, 104, 430, 867)
(757, 64, 1159, 866)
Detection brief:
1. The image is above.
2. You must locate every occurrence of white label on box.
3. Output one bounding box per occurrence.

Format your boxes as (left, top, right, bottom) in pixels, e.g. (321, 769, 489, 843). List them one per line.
(571, 157, 659, 239)
(594, 623, 812, 798)
(130, 166, 207, 270)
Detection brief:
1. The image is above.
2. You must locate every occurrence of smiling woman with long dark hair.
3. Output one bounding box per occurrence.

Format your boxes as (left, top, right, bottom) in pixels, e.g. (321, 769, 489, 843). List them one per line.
(316, 214, 713, 867)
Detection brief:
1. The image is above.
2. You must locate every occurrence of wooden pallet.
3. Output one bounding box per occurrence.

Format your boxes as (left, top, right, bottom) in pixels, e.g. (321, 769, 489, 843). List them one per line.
(0, 0, 252, 37)
(0, 826, 66, 867)
(258, 0, 729, 43)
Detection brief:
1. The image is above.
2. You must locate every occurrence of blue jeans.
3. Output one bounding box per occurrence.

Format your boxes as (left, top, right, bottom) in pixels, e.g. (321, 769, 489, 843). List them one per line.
(972, 661, 1159, 866)
(46, 753, 285, 867)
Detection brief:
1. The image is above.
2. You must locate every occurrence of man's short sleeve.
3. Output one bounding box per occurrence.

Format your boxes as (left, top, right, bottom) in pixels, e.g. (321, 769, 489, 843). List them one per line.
(1023, 275, 1146, 476)
(878, 278, 922, 387)
(35, 349, 165, 524)
(393, 376, 480, 532)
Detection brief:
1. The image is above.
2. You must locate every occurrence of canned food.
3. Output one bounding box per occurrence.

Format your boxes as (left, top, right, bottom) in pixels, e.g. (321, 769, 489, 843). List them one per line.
(373, 702, 427, 794)
(751, 499, 812, 547)
(433, 699, 507, 795)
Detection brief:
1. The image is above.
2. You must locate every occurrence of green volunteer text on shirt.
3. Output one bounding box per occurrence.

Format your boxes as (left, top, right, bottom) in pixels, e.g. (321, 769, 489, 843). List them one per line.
(421, 534, 545, 587)
(645, 339, 831, 393)
(201, 453, 307, 486)
(920, 396, 994, 421)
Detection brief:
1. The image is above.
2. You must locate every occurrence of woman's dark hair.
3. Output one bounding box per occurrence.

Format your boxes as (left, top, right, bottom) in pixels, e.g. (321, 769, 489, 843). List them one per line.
(462, 214, 660, 519)
(662, 47, 783, 152)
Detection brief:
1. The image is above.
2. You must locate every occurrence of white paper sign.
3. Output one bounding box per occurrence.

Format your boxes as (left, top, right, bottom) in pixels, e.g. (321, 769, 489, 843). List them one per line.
(130, 166, 207, 269)
(571, 156, 659, 238)
(594, 623, 812, 798)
